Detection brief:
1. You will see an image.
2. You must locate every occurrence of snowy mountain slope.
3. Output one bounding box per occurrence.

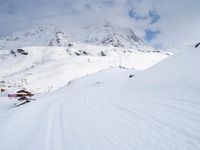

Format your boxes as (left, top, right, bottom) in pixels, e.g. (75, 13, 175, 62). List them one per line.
(0, 45, 168, 93)
(163, 43, 196, 53)
(82, 21, 146, 48)
(0, 46, 199, 150)
(126, 45, 200, 92)
(0, 22, 157, 52)
(0, 22, 171, 93)
(0, 25, 72, 50)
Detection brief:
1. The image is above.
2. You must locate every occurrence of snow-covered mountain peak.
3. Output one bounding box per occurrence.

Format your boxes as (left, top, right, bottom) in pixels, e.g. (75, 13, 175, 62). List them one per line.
(0, 24, 73, 50)
(0, 22, 156, 52)
(83, 21, 144, 49)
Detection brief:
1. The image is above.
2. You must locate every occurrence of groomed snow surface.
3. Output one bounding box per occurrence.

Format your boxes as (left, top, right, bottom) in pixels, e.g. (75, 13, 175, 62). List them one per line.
(0, 46, 200, 150)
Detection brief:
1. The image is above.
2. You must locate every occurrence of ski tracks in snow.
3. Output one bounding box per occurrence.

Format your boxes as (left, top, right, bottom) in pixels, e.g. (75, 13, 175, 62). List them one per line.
(1, 85, 200, 150)
(43, 86, 200, 150)
(32, 87, 200, 150)
(98, 88, 200, 149)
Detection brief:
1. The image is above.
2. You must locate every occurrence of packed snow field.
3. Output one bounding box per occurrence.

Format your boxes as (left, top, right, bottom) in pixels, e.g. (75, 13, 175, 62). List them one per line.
(0, 23, 199, 150)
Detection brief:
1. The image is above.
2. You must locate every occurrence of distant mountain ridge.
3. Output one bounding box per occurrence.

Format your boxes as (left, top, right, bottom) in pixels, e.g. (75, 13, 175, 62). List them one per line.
(83, 21, 144, 48)
(0, 25, 72, 50)
(0, 21, 154, 52)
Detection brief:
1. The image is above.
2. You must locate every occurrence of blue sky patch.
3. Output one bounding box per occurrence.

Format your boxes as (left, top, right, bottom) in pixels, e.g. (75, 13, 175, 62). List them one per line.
(149, 10, 160, 24)
(128, 9, 147, 20)
(128, 8, 160, 24)
(145, 29, 160, 42)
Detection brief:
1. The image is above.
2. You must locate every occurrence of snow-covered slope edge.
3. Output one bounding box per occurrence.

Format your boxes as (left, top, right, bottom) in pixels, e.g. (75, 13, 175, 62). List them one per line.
(0, 45, 168, 93)
(127, 45, 200, 94)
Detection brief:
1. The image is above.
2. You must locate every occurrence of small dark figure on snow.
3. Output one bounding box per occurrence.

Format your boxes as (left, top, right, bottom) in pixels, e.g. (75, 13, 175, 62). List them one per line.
(195, 42, 200, 48)
(129, 74, 135, 78)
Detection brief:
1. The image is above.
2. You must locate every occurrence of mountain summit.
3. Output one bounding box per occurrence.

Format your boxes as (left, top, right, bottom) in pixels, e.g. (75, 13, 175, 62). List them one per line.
(0, 21, 153, 51)
(83, 21, 144, 49)
(0, 25, 72, 50)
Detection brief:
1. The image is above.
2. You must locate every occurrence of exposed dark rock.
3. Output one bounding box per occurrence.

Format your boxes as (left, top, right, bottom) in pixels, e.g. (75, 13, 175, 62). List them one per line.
(75, 50, 90, 56)
(82, 51, 88, 55)
(119, 66, 126, 69)
(17, 49, 28, 55)
(68, 43, 73, 47)
(101, 34, 124, 48)
(100, 51, 106, 56)
(49, 39, 54, 46)
(153, 50, 161, 53)
(10, 50, 16, 56)
(75, 52, 81, 56)
(56, 39, 60, 46)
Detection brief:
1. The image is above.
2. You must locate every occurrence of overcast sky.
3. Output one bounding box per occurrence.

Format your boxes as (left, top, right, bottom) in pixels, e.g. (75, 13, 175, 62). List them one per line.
(0, 0, 200, 48)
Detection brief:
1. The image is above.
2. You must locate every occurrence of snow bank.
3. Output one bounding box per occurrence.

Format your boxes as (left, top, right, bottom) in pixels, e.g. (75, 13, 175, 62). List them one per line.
(128, 46, 200, 93)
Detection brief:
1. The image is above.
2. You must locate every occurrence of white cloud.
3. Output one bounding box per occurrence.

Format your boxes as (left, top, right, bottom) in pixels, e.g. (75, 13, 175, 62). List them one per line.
(0, 0, 199, 48)
(150, 0, 200, 47)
